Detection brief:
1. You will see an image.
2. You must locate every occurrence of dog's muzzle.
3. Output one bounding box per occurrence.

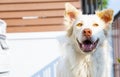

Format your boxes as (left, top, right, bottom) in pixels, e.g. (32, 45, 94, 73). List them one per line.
(77, 38, 99, 53)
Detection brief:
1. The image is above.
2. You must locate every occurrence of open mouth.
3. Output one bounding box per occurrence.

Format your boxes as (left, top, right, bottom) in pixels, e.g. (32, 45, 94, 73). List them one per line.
(77, 38, 99, 53)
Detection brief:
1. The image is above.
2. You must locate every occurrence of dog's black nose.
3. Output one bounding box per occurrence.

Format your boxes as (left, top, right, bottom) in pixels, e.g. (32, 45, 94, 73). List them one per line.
(83, 28, 92, 38)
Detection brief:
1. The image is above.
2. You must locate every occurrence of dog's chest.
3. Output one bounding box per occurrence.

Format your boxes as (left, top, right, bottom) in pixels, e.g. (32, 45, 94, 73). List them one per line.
(71, 56, 94, 77)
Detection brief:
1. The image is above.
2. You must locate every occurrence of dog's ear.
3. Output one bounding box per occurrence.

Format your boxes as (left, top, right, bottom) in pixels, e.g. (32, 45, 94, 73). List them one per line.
(96, 9, 114, 24)
(96, 9, 114, 36)
(64, 3, 80, 37)
(65, 3, 79, 20)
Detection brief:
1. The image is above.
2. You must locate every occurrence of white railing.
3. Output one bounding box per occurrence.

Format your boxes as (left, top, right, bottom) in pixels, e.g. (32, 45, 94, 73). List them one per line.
(6, 31, 65, 77)
(32, 57, 59, 77)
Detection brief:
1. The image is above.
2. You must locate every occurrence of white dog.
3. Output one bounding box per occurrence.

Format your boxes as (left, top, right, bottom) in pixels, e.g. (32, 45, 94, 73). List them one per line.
(56, 3, 114, 77)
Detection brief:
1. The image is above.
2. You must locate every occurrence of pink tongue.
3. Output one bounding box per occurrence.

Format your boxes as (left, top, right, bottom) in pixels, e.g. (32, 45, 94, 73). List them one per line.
(83, 44, 92, 51)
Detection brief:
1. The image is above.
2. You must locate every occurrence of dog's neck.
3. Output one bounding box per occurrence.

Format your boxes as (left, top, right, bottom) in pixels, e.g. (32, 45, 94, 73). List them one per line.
(66, 47, 94, 77)
(64, 38, 109, 77)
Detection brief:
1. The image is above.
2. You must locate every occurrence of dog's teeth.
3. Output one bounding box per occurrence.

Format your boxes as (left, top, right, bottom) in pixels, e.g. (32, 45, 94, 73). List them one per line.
(90, 45, 92, 49)
(82, 44, 84, 48)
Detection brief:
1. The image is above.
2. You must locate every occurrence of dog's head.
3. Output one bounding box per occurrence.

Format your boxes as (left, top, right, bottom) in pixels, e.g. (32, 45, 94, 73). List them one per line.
(64, 3, 114, 54)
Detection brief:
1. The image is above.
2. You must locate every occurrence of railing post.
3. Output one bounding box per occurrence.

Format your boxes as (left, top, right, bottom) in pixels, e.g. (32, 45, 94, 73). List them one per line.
(94, 0, 98, 11)
(81, 0, 103, 14)
(81, 0, 88, 14)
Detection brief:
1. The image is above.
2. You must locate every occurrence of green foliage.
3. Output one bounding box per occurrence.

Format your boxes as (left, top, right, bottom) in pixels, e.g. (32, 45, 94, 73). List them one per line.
(98, 0, 109, 9)
(102, 0, 109, 8)
(118, 58, 120, 63)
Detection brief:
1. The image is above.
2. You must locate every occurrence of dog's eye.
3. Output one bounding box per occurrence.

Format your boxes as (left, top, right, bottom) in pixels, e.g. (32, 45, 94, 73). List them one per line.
(76, 23, 83, 27)
(93, 23, 99, 27)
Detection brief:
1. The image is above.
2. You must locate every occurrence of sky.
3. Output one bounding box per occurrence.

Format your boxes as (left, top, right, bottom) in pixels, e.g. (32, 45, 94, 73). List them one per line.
(107, 0, 120, 15)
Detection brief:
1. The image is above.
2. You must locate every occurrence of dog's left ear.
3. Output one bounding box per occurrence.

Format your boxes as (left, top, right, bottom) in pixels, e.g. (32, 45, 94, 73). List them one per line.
(96, 9, 114, 36)
(96, 9, 114, 24)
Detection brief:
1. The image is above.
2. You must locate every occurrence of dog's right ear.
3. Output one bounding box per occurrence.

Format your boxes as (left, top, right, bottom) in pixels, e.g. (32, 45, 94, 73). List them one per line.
(64, 3, 80, 37)
(64, 3, 79, 21)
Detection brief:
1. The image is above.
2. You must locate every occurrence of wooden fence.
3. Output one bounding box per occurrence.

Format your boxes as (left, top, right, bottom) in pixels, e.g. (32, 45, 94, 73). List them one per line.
(112, 16, 120, 77)
(0, 0, 80, 33)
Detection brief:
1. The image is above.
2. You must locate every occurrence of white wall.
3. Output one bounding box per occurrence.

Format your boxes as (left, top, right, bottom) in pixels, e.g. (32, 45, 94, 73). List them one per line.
(3, 31, 65, 77)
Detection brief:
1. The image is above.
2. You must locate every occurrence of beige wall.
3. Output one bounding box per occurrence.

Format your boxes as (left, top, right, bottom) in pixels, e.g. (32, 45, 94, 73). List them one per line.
(0, 0, 81, 33)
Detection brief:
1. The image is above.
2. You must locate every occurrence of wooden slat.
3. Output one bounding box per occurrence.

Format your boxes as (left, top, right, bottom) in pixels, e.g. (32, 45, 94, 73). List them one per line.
(5, 18, 63, 26)
(114, 64, 120, 77)
(113, 33, 120, 77)
(118, 17, 120, 28)
(2, 0, 81, 32)
(0, 0, 78, 4)
(7, 25, 65, 33)
(0, 10, 64, 19)
(112, 17, 120, 77)
(0, 2, 80, 11)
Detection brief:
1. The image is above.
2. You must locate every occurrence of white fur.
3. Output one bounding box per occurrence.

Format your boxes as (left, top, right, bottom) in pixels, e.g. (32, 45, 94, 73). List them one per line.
(57, 35, 113, 77)
(56, 3, 113, 77)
